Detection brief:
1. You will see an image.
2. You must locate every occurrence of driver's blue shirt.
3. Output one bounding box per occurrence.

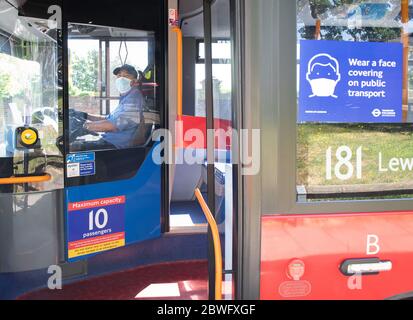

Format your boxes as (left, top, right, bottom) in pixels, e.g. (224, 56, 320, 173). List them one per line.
(102, 87, 143, 149)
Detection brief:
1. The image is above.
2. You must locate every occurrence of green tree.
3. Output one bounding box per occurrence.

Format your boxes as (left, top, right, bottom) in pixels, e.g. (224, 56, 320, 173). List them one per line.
(299, 0, 402, 42)
(70, 50, 98, 95)
(0, 74, 10, 100)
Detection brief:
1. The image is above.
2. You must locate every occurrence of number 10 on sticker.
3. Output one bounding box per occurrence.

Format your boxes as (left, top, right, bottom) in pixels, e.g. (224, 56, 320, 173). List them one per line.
(89, 208, 109, 231)
(326, 146, 363, 181)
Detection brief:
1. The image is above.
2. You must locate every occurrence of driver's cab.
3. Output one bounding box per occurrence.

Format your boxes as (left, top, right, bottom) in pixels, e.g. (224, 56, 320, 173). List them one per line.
(0, 0, 167, 274)
(64, 21, 165, 186)
(67, 23, 160, 153)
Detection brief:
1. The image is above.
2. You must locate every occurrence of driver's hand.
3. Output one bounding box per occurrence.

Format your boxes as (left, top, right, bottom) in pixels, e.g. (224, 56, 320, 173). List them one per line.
(83, 122, 91, 131)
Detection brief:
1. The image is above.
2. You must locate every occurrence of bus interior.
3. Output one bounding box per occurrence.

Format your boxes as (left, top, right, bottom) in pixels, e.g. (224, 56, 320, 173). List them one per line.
(2, 0, 413, 302)
(0, 0, 236, 300)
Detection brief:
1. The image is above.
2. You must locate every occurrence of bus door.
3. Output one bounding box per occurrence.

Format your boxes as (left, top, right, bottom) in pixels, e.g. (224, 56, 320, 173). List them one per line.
(63, 0, 167, 262)
(172, 0, 239, 299)
(248, 0, 413, 300)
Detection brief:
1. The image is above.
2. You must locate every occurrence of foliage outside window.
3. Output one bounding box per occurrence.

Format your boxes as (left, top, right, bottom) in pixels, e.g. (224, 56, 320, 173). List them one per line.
(69, 48, 99, 97)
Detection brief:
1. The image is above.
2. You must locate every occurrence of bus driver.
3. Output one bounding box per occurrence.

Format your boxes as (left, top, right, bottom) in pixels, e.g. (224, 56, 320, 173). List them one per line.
(71, 64, 144, 151)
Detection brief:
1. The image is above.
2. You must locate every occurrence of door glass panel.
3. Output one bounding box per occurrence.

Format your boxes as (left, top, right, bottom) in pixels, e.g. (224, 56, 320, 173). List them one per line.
(0, 11, 63, 193)
(68, 23, 159, 153)
(296, 0, 413, 202)
(195, 40, 232, 121)
(211, 0, 234, 300)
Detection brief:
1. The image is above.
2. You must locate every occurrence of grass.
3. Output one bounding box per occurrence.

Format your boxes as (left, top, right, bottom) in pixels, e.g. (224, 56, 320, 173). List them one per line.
(297, 124, 413, 188)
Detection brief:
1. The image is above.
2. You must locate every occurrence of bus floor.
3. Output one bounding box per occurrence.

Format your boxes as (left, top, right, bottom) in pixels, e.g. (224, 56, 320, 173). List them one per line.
(1, 233, 208, 300)
(170, 201, 208, 228)
(18, 260, 208, 300)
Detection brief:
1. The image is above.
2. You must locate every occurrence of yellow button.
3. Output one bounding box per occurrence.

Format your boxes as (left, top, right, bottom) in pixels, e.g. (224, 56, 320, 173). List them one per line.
(21, 129, 38, 146)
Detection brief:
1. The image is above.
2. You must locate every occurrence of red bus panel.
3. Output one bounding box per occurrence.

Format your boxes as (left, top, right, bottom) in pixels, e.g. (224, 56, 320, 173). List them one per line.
(261, 212, 413, 300)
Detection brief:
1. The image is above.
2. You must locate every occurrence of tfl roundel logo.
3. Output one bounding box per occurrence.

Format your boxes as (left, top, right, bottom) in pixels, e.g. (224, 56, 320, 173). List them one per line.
(372, 109, 382, 118)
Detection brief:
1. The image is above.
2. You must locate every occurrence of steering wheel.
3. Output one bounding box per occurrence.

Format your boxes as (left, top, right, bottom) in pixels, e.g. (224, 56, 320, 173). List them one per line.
(68, 109, 101, 141)
(55, 110, 100, 154)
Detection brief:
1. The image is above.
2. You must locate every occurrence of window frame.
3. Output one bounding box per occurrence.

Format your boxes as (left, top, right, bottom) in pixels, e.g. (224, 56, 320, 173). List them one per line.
(63, 1, 167, 188)
(260, 0, 413, 215)
(68, 33, 153, 116)
(196, 38, 232, 64)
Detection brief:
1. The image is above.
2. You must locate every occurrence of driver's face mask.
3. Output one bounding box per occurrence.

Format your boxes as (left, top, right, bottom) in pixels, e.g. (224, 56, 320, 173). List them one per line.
(116, 77, 132, 95)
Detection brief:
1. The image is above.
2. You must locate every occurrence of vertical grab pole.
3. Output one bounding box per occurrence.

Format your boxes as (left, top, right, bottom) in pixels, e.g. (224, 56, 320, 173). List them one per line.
(203, 0, 217, 301)
(315, 19, 321, 40)
(172, 26, 183, 118)
(195, 189, 223, 300)
(402, 0, 409, 122)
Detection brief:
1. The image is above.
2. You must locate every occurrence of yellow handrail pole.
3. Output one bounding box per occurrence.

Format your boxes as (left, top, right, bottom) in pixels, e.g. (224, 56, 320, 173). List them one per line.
(172, 26, 183, 118)
(195, 188, 223, 301)
(402, 0, 409, 122)
(315, 19, 321, 40)
(0, 174, 52, 185)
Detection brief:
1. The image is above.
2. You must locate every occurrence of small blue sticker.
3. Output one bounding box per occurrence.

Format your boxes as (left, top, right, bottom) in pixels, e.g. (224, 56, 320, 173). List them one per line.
(66, 152, 96, 178)
(67, 152, 95, 163)
(79, 162, 95, 176)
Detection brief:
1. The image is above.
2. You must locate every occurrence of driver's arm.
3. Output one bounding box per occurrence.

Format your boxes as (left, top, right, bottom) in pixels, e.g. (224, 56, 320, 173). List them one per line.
(84, 120, 118, 133)
(87, 114, 107, 121)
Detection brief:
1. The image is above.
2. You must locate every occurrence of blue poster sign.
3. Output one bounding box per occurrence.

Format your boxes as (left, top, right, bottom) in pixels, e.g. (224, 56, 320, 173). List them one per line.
(67, 196, 126, 259)
(299, 40, 403, 123)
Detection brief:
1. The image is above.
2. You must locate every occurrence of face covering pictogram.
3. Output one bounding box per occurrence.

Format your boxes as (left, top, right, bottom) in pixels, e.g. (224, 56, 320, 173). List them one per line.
(306, 53, 341, 99)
